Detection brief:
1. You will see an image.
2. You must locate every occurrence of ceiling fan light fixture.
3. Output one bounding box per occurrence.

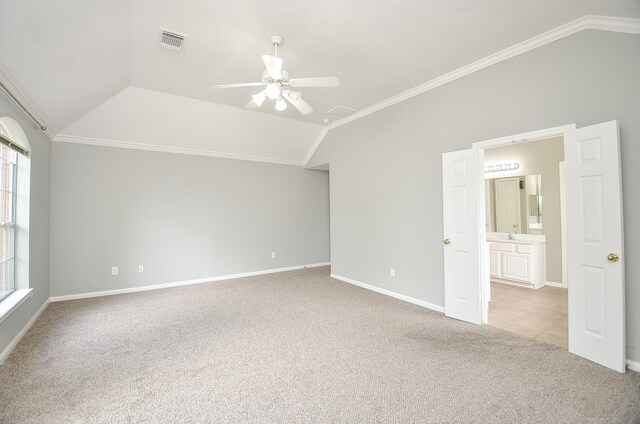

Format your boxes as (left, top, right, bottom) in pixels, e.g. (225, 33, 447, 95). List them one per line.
(275, 97, 288, 112)
(265, 82, 281, 100)
(252, 91, 266, 107)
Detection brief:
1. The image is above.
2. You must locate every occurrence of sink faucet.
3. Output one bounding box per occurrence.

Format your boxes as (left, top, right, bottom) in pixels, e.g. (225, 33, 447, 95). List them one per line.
(508, 226, 518, 240)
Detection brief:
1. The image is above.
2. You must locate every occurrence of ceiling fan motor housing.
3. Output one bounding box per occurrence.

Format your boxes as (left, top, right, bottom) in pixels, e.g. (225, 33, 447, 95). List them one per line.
(262, 69, 289, 84)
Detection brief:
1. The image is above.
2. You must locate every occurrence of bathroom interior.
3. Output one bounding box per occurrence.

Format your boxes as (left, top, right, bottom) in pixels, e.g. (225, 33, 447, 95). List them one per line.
(483, 135, 568, 348)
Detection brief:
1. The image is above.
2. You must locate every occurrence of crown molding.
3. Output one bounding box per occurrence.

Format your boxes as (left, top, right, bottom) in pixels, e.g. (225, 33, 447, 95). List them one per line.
(325, 15, 640, 131)
(586, 15, 640, 33)
(0, 64, 56, 141)
(302, 126, 329, 166)
(53, 134, 305, 167)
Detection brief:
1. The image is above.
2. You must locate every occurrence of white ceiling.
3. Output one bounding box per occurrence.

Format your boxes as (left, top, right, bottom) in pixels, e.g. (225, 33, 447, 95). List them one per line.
(0, 0, 639, 163)
(0, 0, 132, 132)
(59, 86, 322, 165)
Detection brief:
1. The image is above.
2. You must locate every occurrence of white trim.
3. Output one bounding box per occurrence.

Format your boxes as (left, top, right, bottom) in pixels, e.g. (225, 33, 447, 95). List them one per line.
(53, 134, 306, 167)
(545, 281, 563, 288)
(627, 359, 640, 373)
(326, 15, 640, 131)
(472, 124, 575, 149)
(0, 64, 56, 140)
(50, 262, 331, 302)
(302, 126, 329, 166)
(559, 161, 568, 288)
(0, 297, 49, 365)
(0, 289, 33, 324)
(587, 15, 640, 33)
(330, 273, 445, 313)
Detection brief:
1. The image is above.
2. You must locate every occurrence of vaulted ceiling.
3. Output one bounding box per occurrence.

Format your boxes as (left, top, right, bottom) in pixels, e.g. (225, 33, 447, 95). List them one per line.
(0, 0, 638, 164)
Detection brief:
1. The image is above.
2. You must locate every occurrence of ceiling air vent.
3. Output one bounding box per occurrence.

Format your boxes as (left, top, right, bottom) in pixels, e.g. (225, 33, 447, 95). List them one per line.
(160, 28, 188, 51)
(327, 106, 358, 117)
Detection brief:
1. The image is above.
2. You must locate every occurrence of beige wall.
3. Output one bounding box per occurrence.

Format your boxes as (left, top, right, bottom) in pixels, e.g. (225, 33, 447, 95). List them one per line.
(484, 136, 564, 283)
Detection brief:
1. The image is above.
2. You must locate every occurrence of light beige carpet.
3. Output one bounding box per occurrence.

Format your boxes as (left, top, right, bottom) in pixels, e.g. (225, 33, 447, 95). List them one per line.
(1, 266, 639, 423)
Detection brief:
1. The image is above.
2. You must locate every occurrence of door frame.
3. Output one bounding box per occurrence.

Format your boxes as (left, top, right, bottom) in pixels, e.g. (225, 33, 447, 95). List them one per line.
(471, 124, 576, 150)
(471, 124, 575, 323)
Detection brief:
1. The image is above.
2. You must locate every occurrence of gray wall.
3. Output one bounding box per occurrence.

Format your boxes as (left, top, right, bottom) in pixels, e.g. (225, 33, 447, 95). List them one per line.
(0, 97, 51, 355)
(485, 137, 564, 283)
(308, 30, 640, 362)
(50, 143, 330, 297)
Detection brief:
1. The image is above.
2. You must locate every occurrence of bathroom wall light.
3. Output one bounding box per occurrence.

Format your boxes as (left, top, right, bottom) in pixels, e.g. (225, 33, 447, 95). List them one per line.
(484, 162, 520, 173)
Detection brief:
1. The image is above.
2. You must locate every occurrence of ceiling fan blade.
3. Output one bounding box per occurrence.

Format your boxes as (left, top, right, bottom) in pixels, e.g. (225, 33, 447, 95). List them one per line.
(262, 55, 283, 80)
(282, 90, 314, 115)
(210, 82, 265, 90)
(288, 77, 339, 88)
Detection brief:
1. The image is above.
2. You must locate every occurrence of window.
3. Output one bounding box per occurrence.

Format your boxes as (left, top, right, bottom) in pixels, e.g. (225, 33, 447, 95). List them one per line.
(0, 144, 17, 301)
(0, 117, 31, 321)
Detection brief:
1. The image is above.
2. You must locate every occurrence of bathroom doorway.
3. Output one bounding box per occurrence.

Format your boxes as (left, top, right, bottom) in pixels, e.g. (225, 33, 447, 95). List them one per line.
(443, 121, 626, 371)
(482, 135, 568, 348)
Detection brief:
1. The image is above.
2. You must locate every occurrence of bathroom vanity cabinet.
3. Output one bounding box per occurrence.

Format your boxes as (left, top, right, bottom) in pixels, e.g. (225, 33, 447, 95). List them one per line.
(488, 239, 546, 288)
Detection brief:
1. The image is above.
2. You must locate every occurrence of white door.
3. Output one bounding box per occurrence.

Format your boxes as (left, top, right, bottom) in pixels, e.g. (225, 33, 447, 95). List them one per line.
(495, 177, 521, 233)
(565, 120, 625, 373)
(442, 149, 485, 325)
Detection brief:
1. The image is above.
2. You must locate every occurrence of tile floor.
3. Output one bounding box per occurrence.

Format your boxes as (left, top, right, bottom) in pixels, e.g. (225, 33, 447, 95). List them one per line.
(488, 282, 568, 349)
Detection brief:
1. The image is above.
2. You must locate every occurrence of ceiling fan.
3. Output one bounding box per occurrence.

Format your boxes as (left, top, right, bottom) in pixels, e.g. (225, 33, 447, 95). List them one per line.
(209, 35, 339, 115)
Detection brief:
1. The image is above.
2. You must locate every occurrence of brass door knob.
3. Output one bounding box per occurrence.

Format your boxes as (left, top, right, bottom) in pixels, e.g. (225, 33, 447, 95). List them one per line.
(443, 239, 451, 246)
(607, 253, 620, 262)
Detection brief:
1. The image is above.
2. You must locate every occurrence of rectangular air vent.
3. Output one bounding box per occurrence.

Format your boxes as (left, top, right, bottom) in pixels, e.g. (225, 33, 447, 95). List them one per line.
(327, 106, 358, 117)
(160, 28, 188, 51)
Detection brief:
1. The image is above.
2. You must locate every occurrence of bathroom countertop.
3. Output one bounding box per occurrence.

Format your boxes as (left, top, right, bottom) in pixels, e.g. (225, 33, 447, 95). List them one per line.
(486, 237, 546, 245)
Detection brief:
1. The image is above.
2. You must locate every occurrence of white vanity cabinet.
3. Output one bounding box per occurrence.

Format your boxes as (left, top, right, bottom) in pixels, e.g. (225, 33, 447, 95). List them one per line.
(488, 240, 546, 288)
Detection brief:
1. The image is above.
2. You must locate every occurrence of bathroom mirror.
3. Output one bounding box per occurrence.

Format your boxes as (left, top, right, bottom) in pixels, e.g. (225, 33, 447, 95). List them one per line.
(485, 174, 543, 234)
(529, 194, 542, 216)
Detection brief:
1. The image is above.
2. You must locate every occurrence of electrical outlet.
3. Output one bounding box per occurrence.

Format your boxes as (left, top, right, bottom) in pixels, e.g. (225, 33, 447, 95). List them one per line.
(390, 268, 396, 277)
(111, 266, 118, 276)
(138, 265, 144, 273)
(271, 251, 276, 259)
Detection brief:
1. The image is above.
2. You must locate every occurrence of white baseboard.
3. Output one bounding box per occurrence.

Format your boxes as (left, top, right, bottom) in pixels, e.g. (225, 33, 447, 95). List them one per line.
(627, 359, 640, 373)
(545, 281, 563, 288)
(330, 273, 445, 314)
(50, 262, 331, 302)
(0, 298, 50, 365)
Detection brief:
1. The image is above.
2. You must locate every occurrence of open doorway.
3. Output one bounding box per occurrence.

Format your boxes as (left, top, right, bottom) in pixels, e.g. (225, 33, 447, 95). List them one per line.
(443, 121, 626, 372)
(482, 136, 567, 348)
